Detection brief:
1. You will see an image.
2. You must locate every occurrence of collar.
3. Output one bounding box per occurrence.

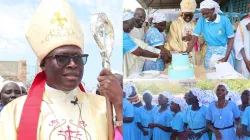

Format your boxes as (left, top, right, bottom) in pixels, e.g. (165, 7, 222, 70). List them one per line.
(206, 14, 220, 23)
(43, 83, 78, 104)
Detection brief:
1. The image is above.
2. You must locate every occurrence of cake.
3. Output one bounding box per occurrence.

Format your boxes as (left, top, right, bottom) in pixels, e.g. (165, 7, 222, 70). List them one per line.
(168, 53, 195, 79)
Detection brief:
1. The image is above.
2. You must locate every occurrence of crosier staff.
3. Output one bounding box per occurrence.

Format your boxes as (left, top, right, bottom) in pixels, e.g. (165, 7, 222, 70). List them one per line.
(91, 13, 115, 140)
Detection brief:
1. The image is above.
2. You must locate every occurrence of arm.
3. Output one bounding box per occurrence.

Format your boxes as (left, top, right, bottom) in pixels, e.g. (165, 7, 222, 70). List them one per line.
(132, 47, 160, 58)
(221, 37, 234, 61)
(221, 17, 236, 62)
(186, 36, 198, 52)
(114, 104, 123, 133)
(137, 122, 146, 132)
(236, 117, 243, 137)
(154, 123, 172, 132)
(206, 120, 222, 139)
(241, 124, 250, 136)
(123, 117, 134, 123)
(187, 18, 202, 52)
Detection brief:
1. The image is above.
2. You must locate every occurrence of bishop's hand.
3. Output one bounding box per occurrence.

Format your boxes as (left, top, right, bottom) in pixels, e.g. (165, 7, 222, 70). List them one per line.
(97, 69, 122, 106)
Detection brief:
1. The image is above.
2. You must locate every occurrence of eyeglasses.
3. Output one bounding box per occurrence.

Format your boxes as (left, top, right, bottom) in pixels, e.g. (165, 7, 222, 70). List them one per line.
(46, 54, 89, 67)
(183, 13, 194, 17)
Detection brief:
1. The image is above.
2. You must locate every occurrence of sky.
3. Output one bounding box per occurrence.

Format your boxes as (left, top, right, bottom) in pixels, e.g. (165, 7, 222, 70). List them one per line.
(123, 0, 141, 11)
(0, 0, 122, 91)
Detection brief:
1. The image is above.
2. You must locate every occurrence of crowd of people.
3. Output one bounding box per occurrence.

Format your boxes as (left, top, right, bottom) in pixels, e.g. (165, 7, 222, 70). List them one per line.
(123, 82, 250, 140)
(123, 0, 250, 79)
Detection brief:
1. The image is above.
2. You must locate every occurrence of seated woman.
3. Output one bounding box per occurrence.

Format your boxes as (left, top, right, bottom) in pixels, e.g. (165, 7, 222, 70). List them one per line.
(170, 97, 188, 140)
(206, 83, 242, 140)
(148, 91, 174, 139)
(143, 12, 171, 71)
(184, 88, 209, 140)
(0, 81, 22, 112)
(137, 90, 158, 140)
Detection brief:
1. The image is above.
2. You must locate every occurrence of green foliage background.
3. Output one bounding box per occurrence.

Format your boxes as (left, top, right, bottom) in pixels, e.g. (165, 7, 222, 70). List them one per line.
(124, 80, 250, 95)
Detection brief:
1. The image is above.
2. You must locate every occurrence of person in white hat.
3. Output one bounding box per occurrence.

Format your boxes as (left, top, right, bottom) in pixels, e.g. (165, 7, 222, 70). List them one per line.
(170, 97, 188, 139)
(183, 88, 210, 140)
(148, 91, 174, 140)
(206, 83, 242, 140)
(143, 12, 171, 71)
(137, 90, 158, 140)
(123, 12, 171, 78)
(122, 85, 136, 140)
(0, 0, 122, 139)
(0, 81, 22, 112)
(237, 89, 250, 140)
(165, 0, 200, 65)
(187, 0, 235, 70)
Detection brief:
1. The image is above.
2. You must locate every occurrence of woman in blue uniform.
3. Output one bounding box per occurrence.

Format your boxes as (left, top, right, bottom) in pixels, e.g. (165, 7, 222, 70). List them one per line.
(186, 0, 235, 70)
(206, 83, 242, 140)
(123, 85, 136, 140)
(240, 89, 250, 140)
(184, 88, 209, 140)
(170, 97, 188, 140)
(137, 90, 158, 140)
(149, 91, 174, 140)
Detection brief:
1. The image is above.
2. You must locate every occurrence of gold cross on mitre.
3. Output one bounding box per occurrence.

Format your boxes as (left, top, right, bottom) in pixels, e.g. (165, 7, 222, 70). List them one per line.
(185, 0, 191, 8)
(51, 12, 67, 27)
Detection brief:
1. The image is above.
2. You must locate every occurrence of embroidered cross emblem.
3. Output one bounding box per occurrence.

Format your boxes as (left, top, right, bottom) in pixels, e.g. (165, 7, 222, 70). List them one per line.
(58, 125, 81, 140)
(185, 0, 191, 8)
(51, 12, 67, 27)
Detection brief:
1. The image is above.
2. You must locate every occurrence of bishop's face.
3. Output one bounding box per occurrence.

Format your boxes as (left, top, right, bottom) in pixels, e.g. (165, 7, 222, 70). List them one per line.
(183, 12, 194, 23)
(43, 45, 85, 91)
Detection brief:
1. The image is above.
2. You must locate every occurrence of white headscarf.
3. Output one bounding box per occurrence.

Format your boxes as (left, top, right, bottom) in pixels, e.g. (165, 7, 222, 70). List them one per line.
(142, 90, 153, 98)
(200, 0, 222, 14)
(142, 90, 154, 104)
(226, 90, 241, 105)
(123, 12, 134, 21)
(203, 90, 217, 107)
(216, 82, 230, 92)
(190, 88, 206, 107)
(123, 82, 137, 98)
(152, 12, 166, 23)
(160, 91, 174, 104)
(0, 80, 21, 93)
(243, 89, 250, 93)
(17, 82, 28, 91)
(172, 97, 188, 112)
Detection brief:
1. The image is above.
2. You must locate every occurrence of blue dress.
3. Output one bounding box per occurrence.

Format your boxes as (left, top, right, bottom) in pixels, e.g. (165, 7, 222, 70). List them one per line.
(171, 112, 185, 132)
(134, 106, 141, 140)
(152, 108, 173, 140)
(123, 98, 136, 140)
(241, 106, 250, 140)
(206, 101, 240, 140)
(143, 27, 166, 71)
(137, 105, 158, 140)
(238, 105, 247, 140)
(193, 15, 235, 69)
(183, 105, 209, 140)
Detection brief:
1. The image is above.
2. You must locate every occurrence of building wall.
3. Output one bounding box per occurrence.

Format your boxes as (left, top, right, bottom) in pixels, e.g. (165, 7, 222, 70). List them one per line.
(221, 0, 250, 13)
(0, 61, 27, 83)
